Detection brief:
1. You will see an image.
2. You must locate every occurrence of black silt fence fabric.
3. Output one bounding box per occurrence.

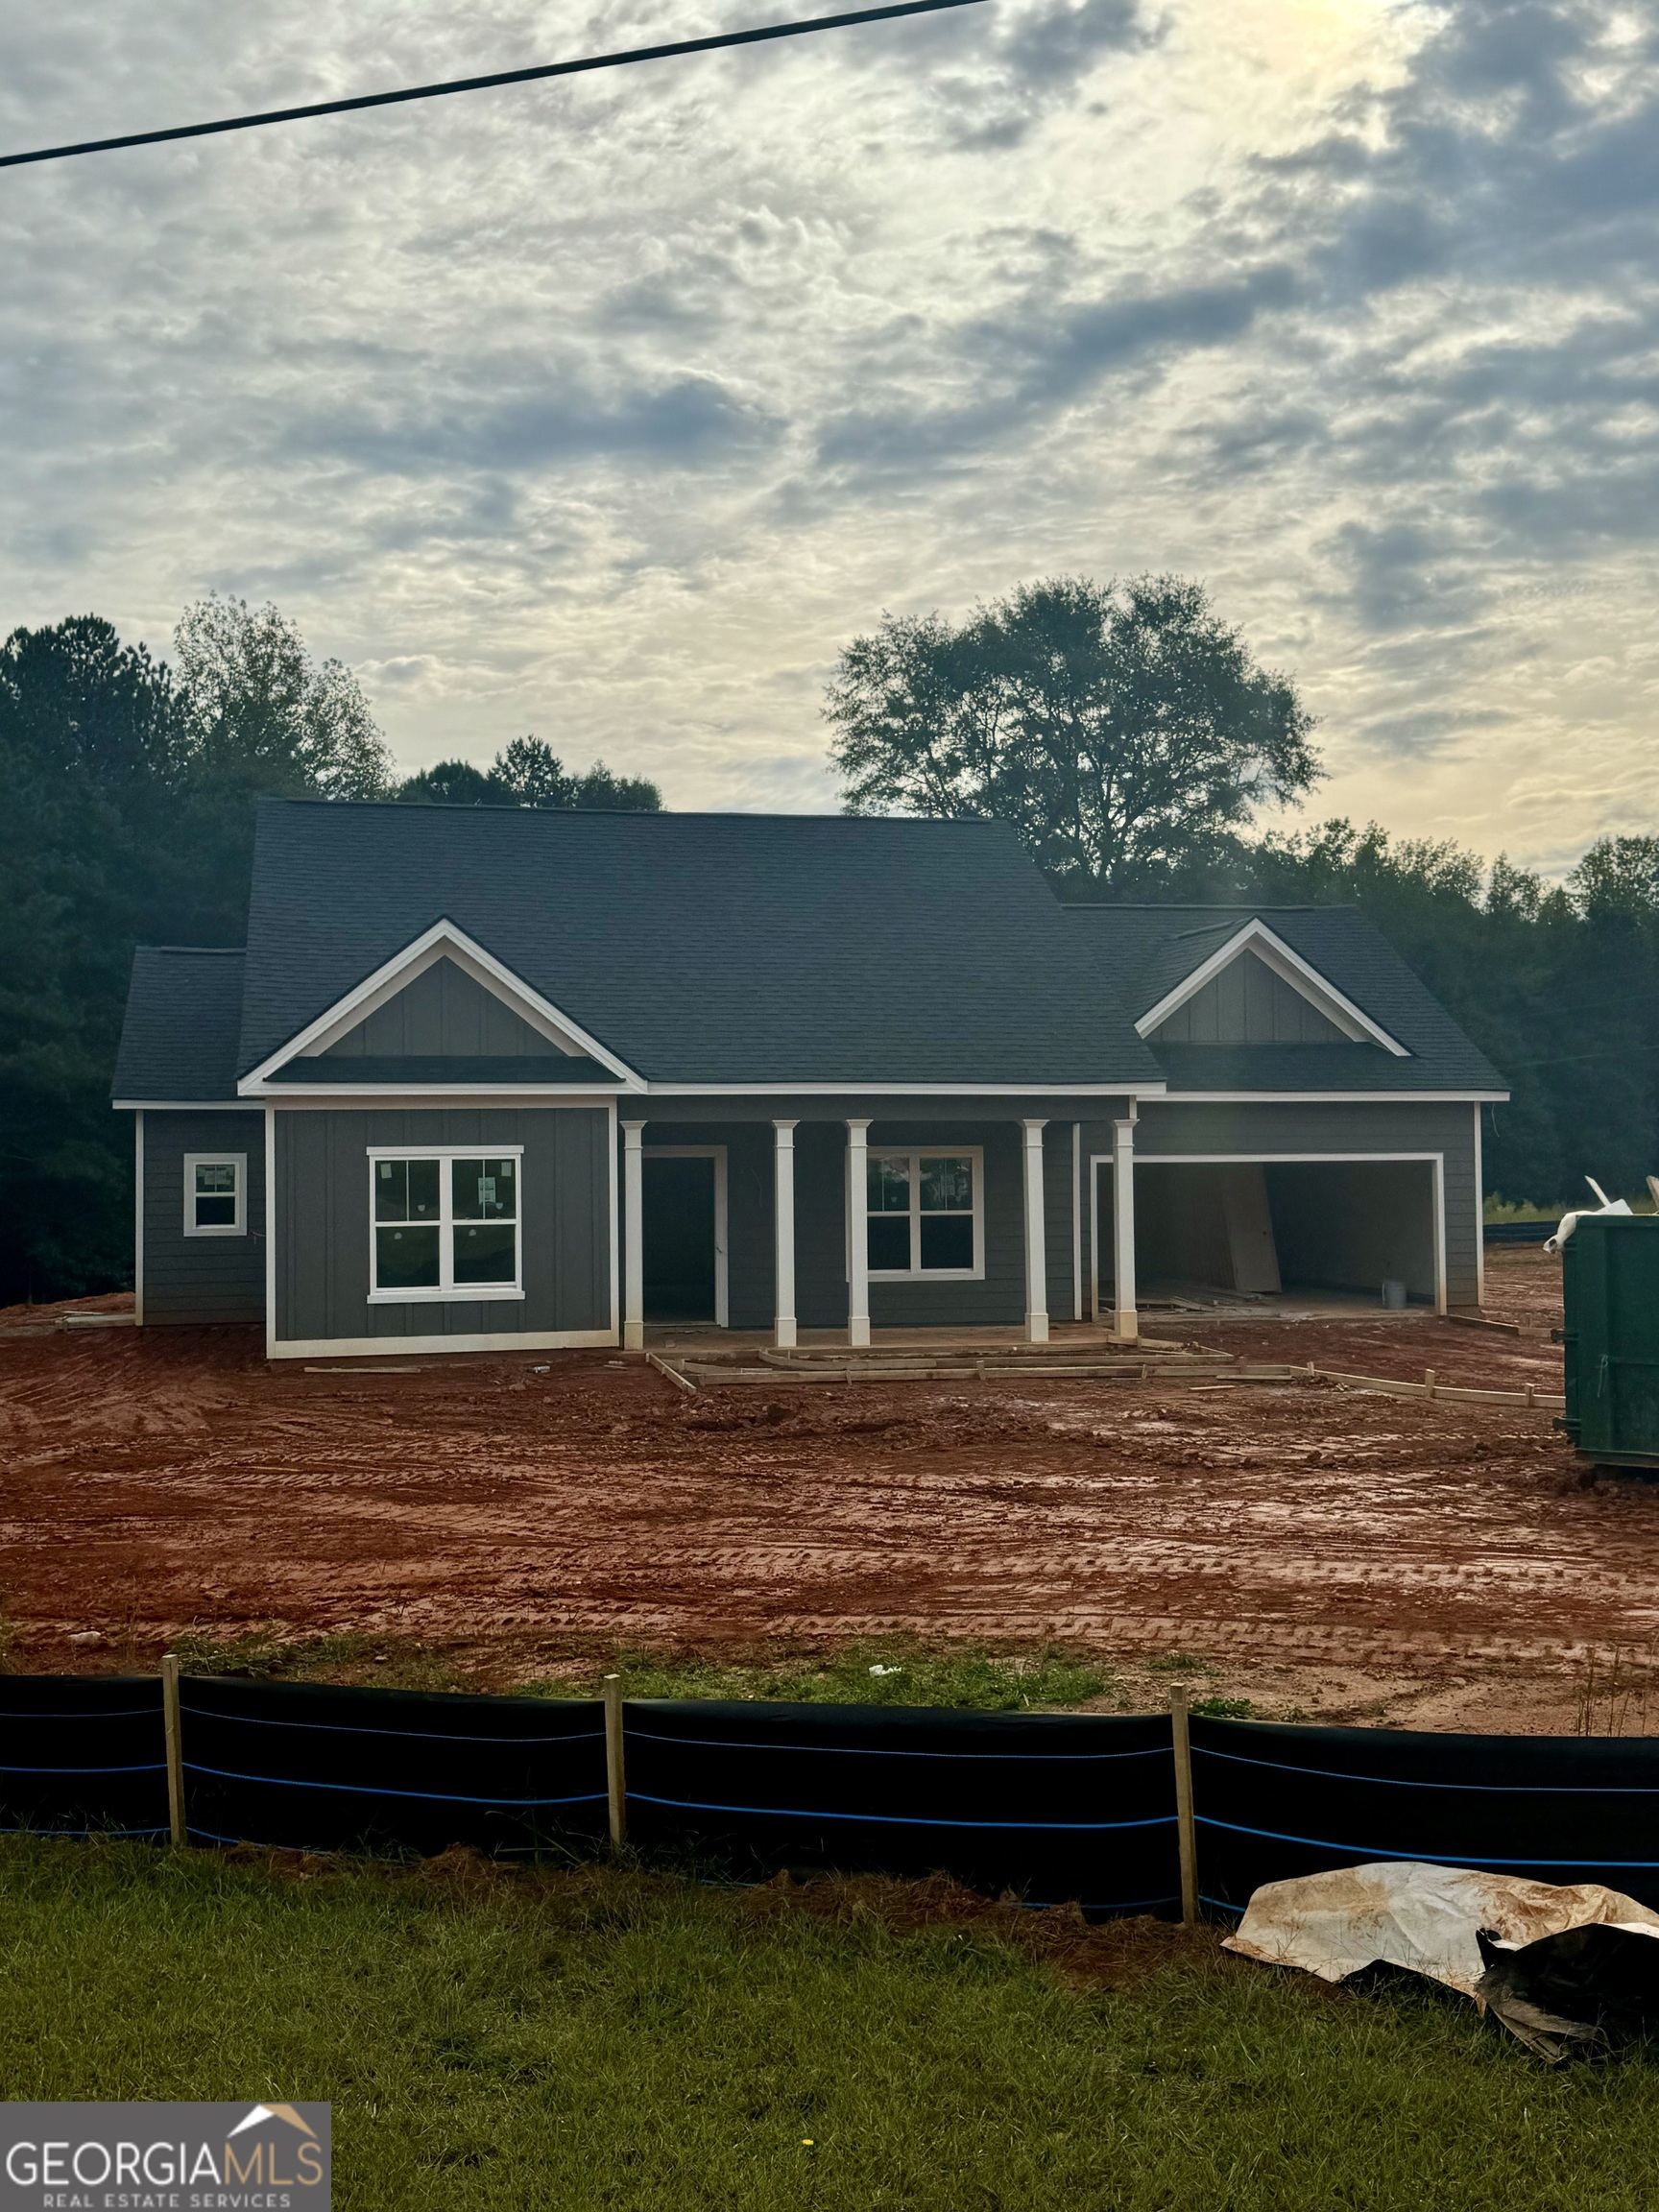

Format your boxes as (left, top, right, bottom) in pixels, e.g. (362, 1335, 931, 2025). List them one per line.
(624, 1701, 1180, 1911)
(1191, 1719, 1659, 1912)
(0, 1675, 168, 1838)
(179, 1679, 608, 1857)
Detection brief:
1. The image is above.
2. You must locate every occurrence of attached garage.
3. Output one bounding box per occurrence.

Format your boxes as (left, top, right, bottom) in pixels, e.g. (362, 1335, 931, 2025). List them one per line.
(1123, 1157, 1442, 1309)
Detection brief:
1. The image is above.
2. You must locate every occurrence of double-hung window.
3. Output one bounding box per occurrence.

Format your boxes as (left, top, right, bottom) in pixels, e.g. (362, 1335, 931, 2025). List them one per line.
(369, 1148, 522, 1302)
(183, 1154, 245, 1237)
(867, 1149, 982, 1280)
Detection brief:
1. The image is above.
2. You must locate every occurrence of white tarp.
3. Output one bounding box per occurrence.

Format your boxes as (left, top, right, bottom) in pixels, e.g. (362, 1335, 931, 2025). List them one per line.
(1223, 1861, 1659, 1997)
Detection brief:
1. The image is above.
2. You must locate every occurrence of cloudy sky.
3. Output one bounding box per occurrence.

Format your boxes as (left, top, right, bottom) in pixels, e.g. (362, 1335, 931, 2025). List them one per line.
(0, 0, 1654, 869)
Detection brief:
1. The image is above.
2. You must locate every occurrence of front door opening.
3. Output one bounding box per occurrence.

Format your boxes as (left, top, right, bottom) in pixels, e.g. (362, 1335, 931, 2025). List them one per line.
(643, 1155, 718, 1322)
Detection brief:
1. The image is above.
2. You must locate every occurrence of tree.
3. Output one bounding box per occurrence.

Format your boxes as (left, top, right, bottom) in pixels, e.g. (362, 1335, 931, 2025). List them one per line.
(173, 595, 395, 802)
(396, 735, 661, 812)
(0, 600, 397, 1304)
(825, 575, 1321, 893)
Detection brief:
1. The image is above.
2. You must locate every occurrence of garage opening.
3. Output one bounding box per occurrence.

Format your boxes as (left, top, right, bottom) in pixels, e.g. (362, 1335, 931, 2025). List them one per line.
(1098, 1160, 1439, 1310)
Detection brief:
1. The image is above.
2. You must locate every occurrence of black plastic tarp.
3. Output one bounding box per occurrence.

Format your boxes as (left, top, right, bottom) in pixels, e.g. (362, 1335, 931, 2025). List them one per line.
(623, 1700, 1181, 1911)
(1191, 1718, 1659, 1912)
(177, 1678, 609, 1857)
(0, 1674, 168, 1838)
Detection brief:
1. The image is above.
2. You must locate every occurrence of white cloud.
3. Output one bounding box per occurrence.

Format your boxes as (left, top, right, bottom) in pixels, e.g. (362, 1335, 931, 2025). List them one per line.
(0, 0, 1655, 867)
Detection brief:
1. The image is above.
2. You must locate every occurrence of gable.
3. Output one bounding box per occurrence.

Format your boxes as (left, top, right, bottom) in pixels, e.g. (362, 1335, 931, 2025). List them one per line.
(316, 957, 563, 1061)
(1148, 950, 1351, 1046)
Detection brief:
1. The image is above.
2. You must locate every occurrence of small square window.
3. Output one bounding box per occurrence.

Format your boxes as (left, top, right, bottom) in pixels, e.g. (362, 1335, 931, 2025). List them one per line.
(183, 1154, 245, 1238)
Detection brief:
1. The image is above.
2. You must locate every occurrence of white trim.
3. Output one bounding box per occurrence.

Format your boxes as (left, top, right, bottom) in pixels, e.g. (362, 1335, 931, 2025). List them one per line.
(632, 1081, 1166, 1097)
(643, 1144, 730, 1330)
(773, 1119, 798, 1350)
(1111, 1120, 1138, 1341)
(234, 1091, 617, 1112)
(112, 1099, 264, 1113)
(1474, 1102, 1485, 1307)
(247, 1084, 623, 1100)
(607, 1098, 620, 1347)
(366, 1144, 524, 1304)
(1155, 1091, 1507, 1104)
(182, 1152, 247, 1238)
(264, 1106, 276, 1358)
(270, 1328, 615, 1361)
(1137, 1150, 1449, 1315)
(621, 1121, 645, 1349)
(237, 919, 645, 1091)
(1136, 920, 1408, 1055)
(132, 1111, 144, 1327)
(846, 1119, 871, 1347)
(1079, 1132, 1093, 1318)
(866, 1145, 986, 1283)
(1021, 1120, 1048, 1343)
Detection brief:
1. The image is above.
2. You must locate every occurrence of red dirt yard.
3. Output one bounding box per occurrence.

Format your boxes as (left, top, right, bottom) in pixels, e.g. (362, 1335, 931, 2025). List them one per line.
(2, 1248, 1653, 1731)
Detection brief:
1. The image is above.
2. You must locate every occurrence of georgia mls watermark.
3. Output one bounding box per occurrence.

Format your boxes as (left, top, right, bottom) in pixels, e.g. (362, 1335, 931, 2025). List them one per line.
(0, 2103, 329, 2212)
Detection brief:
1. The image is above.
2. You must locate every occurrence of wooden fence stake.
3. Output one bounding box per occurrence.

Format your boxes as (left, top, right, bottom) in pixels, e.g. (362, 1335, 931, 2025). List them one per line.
(603, 1673, 627, 1851)
(160, 1653, 186, 1849)
(1170, 1687, 1198, 1929)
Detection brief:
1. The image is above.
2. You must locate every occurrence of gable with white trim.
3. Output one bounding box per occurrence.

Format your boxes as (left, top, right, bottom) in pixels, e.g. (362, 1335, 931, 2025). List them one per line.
(316, 957, 565, 1060)
(239, 918, 643, 1091)
(1136, 920, 1409, 1057)
(1149, 950, 1349, 1044)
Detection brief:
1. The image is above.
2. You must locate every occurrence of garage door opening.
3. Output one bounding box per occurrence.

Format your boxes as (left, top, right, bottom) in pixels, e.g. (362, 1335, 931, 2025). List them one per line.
(1096, 1159, 1440, 1311)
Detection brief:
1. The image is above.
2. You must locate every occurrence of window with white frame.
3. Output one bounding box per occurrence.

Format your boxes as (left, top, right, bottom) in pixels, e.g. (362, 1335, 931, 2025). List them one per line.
(370, 1149, 522, 1301)
(867, 1150, 982, 1278)
(183, 1153, 246, 1238)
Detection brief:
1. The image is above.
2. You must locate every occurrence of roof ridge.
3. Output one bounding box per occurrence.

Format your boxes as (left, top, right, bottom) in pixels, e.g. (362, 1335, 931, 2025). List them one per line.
(135, 944, 247, 955)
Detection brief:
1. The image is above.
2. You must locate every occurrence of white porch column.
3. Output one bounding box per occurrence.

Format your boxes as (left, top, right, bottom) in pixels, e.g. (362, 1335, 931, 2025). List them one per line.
(1111, 1115, 1138, 1342)
(1021, 1118, 1049, 1344)
(773, 1118, 799, 1349)
(846, 1118, 871, 1348)
(621, 1119, 645, 1350)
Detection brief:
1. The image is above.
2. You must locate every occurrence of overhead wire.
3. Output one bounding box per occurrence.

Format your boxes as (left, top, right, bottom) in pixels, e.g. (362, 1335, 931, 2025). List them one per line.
(0, 0, 987, 172)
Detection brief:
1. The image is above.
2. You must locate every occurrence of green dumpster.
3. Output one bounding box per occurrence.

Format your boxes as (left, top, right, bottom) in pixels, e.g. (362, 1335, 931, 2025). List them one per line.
(1561, 1213, 1659, 1468)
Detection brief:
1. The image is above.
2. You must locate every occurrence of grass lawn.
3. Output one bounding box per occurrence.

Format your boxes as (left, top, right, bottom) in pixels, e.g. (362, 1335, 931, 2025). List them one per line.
(168, 1630, 1262, 1718)
(2, 1839, 1656, 2209)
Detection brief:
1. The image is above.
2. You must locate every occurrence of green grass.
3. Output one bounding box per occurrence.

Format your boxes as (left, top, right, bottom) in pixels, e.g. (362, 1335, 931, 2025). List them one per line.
(522, 1639, 1113, 1711)
(166, 1633, 1113, 1711)
(3, 1839, 1658, 2209)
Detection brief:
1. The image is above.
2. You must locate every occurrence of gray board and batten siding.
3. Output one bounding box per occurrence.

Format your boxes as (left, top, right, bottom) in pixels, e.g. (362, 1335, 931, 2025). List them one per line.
(139, 1109, 266, 1326)
(272, 1107, 612, 1356)
(316, 957, 565, 1060)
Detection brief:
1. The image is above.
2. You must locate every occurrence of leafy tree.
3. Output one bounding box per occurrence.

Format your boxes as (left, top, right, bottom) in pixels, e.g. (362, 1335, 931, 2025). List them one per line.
(826, 575, 1320, 892)
(173, 596, 394, 802)
(397, 735, 661, 812)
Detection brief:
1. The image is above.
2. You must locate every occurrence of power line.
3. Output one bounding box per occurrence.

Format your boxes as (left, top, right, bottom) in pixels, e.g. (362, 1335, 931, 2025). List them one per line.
(0, 0, 987, 171)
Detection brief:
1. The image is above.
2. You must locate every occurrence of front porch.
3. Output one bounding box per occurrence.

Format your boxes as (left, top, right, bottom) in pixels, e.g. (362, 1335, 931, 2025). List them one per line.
(617, 1108, 1142, 1354)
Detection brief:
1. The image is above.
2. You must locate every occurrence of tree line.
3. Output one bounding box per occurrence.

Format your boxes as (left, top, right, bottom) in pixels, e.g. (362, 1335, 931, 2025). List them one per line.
(0, 601, 659, 1304)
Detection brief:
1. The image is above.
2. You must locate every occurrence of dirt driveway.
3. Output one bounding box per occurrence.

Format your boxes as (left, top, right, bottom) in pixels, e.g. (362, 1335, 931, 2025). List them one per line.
(1, 1249, 1652, 1730)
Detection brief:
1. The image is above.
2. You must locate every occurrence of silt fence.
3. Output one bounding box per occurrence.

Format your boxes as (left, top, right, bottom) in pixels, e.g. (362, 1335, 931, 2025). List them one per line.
(3, 1673, 1657, 1914)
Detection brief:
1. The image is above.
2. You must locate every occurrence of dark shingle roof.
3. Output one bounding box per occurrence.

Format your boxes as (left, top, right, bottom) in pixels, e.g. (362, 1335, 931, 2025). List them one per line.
(236, 804, 1164, 1087)
(112, 949, 247, 1101)
(1066, 905, 1507, 1094)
